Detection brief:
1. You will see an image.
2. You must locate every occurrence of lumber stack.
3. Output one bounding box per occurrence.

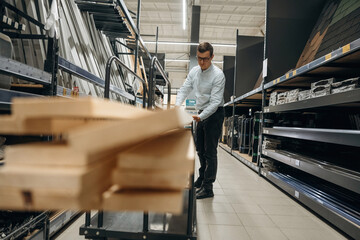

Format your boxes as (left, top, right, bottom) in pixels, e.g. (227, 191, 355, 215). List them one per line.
(0, 97, 194, 213)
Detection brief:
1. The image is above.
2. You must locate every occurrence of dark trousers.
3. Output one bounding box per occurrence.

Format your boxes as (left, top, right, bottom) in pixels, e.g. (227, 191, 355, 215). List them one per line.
(195, 107, 225, 190)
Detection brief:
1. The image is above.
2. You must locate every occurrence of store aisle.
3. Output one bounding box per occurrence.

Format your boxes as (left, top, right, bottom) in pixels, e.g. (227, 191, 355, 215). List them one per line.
(195, 146, 347, 240)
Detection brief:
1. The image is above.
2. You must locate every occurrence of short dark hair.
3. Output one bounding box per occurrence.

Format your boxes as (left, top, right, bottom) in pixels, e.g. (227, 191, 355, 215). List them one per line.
(197, 42, 213, 56)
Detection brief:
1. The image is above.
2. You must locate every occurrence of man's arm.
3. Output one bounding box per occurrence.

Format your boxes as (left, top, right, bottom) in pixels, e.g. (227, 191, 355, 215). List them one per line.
(198, 73, 225, 120)
(175, 74, 194, 106)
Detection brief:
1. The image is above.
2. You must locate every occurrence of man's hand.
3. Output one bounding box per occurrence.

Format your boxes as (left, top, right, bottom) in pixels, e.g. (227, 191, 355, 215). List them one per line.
(192, 115, 201, 122)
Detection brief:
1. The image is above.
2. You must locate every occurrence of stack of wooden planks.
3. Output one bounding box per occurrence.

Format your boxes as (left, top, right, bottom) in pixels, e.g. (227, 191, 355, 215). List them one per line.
(0, 97, 194, 213)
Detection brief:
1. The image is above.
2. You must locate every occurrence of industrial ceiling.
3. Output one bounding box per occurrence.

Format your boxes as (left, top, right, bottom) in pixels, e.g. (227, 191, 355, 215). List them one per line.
(124, 0, 265, 89)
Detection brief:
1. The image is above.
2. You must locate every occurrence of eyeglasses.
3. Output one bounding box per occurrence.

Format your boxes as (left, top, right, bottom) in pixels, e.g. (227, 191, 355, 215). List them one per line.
(196, 56, 211, 62)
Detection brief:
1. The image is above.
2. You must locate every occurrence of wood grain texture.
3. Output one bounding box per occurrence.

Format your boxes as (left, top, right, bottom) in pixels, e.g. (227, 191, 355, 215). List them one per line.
(0, 116, 97, 135)
(68, 108, 193, 155)
(12, 97, 152, 119)
(113, 169, 189, 190)
(117, 129, 194, 171)
(102, 185, 183, 214)
(0, 157, 116, 193)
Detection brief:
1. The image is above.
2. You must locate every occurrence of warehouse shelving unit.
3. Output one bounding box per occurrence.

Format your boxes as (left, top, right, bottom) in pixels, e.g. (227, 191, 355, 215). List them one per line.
(220, 1, 360, 238)
(259, 38, 360, 240)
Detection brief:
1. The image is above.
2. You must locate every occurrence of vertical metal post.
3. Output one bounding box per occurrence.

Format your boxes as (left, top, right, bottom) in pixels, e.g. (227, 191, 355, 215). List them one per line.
(186, 173, 195, 236)
(231, 29, 239, 153)
(155, 26, 159, 58)
(97, 211, 104, 228)
(134, 0, 141, 74)
(258, 0, 269, 175)
(43, 215, 50, 240)
(143, 212, 149, 232)
(44, 37, 58, 96)
(85, 212, 91, 227)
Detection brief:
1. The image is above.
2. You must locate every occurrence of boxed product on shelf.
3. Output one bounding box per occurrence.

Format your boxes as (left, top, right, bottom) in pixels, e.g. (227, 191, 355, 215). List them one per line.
(310, 85, 331, 98)
(286, 89, 301, 103)
(310, 77, 335, 89)
(269, 91, 277, 106)
(298, 89, 311, 101)
(331, 77, 360, 94)
(276, 92, 287, 105)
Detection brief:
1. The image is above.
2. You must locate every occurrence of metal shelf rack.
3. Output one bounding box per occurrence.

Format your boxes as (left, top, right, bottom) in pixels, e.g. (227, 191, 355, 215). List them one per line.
(262, 149, 360, 194)
(263, 127, 360, 147)
(264, 88, 360, 113)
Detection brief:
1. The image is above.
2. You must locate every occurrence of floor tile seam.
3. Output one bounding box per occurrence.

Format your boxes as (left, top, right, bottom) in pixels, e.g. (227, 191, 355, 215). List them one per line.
(208, 224, 252, 240)
(235, 212, 279, 227)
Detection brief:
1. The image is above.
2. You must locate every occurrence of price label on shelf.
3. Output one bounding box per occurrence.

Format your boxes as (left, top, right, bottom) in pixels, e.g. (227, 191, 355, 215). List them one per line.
(263, 58, 268, 78)
(295, 160, 300, 166)
(263, 151, 268, 156)
(295, 191, 300, 198)
(264, 129, 269, 134)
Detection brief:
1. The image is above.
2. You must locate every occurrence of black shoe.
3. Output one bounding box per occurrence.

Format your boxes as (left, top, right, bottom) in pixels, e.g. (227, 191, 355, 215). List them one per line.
(195, 187, 203, 194)
(196, 188, 214, 199)
(193, 178, 203, 188)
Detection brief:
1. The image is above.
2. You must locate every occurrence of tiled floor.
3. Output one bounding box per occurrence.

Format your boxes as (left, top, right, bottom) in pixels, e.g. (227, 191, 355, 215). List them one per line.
(195, 147, 347, 240)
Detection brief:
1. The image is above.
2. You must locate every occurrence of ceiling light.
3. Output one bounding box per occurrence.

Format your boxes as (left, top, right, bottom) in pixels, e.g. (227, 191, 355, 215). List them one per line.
(144, 41, 236, 48)
(183, 0, 186, 30)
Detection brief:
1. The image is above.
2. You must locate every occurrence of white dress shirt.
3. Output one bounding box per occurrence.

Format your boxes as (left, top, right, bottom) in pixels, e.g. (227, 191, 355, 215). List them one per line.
(175, 64, 225, 120)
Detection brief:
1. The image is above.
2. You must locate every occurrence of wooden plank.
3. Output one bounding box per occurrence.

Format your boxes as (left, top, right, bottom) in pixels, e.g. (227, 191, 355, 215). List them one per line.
(112, 170, 189, 190)
(0, 186, 102, 210)
(5, 142, 88, 166)
(102, 185, 183, 214)
(4, 141, 130, 167)
(0, 157, 115, 193)
(117, 129, 194, 171)
(12, 97, 153, 119)
(67, 107, 193, 155)
(0, 115, 99, 135)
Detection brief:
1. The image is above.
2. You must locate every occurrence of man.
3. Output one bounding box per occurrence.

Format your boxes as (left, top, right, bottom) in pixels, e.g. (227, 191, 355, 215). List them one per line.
(175, 42, 225, 199)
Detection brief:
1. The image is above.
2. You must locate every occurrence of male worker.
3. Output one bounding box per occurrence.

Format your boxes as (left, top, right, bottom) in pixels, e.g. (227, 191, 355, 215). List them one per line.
(176, 42, 225, 199)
